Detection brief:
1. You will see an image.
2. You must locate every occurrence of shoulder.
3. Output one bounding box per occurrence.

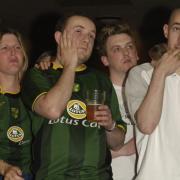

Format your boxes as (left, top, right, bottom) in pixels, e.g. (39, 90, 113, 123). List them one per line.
(126, 63, 153, 92)
(129, 63, 152, 75)
(92, 67, 109, 80)
(86, 67, 110, 82)
(128, 63, 153, 82)
(23, 67, 42, 78)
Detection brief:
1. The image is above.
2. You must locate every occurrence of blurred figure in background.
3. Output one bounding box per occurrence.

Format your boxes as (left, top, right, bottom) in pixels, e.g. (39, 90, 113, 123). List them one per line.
(148, 42, 167, 67)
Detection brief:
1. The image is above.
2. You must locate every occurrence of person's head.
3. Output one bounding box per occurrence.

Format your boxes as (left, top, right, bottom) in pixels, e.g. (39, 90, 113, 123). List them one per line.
(54, 13, 96, 64)
(163, 8, 180, 50)
(148, 42, 167, 66)
(97, 20, 139, 75)
(0, 28, 28, 80)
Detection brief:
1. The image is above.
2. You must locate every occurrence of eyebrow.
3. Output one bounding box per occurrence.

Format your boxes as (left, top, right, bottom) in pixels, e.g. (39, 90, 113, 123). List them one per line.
(111, 41, 134, 47)
(171, 22, 180, 26)
(110, 45, 121, 50)
(73, 25, 96, 34)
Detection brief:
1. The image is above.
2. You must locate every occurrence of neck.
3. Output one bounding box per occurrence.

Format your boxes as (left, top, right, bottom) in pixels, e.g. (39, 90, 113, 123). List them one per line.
(176, 67, 180, 75)
(0, 73, 20, 92)
(109, 70, 126, 86)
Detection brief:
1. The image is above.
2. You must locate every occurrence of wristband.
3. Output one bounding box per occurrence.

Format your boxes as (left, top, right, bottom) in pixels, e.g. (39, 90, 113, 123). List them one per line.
(105, 121, 116, 132)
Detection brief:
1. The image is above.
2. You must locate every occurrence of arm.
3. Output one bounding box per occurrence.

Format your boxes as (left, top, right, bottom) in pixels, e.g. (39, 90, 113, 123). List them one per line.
(33, 31, 79, 119)
(111, 138, 136, 158)
(106, 127, 125, 151)
(95, 105, 125, 150)
(34, 66, 76, 119)
(0, 160, 23, 180)
(135, 50, 180, 134)
(135, 69, 166, 134)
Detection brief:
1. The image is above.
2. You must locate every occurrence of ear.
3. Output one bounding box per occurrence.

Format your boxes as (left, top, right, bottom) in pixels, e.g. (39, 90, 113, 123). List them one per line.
(54, 31, 62, 45)
(136, 55, 140, 62)
(134, 50, 139, 62)
(101, 56, 109, 66)
(163, 24, 169, 39)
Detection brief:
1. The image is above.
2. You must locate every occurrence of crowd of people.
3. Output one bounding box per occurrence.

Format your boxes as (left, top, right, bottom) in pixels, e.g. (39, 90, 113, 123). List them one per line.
(0, 7, 180, 180)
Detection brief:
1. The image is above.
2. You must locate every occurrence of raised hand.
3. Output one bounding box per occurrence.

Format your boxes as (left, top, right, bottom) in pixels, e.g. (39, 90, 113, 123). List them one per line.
(155, 49, 180, 76)
(59, 30, 79, 69)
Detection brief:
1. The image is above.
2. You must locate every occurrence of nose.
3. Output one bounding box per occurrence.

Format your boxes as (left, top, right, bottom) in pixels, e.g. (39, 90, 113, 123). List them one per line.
(10, 47, 16, 55)
(177, 34, 180, 48)
(82, 34, 90, 44)
(123, 47, 129, 56)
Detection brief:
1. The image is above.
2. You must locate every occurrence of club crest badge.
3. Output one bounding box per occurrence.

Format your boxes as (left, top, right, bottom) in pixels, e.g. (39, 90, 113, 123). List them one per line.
(7, 126, 24, 142)
(67, 100, 86, 119)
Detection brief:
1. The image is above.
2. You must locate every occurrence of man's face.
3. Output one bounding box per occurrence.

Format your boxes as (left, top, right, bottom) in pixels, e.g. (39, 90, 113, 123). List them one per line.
(164, 10, 180, 50)
(102, 33, 138, 74)
(63, 16, 96, 63)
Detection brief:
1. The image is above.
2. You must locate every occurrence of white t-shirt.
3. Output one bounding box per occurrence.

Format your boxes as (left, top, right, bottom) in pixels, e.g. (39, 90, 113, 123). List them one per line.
(126, 63, 180, 180)
(111, 84, 136, 180)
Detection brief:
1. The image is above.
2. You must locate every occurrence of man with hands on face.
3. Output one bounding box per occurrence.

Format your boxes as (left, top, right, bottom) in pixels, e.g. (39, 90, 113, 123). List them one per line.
(22, 13, 126, 180)
(125, 8, 180, 180)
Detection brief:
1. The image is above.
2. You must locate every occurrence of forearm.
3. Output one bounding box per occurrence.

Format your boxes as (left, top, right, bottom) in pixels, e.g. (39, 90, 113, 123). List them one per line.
(106, 127, 125, 151)
(136, 69, 166, 134)
(111, 138, 136, 158)
(34, 66, 75, 119)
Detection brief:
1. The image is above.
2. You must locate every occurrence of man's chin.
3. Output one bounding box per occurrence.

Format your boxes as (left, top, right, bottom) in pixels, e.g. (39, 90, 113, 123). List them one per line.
(78, 55, 90, 64)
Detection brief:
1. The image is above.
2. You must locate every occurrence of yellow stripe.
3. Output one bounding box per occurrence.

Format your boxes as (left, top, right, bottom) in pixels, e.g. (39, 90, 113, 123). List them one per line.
(116, 124, 126, 132)
(32, 92, 47, 111)
(0, 86, 20, 94)
(52, 62, 87, 72)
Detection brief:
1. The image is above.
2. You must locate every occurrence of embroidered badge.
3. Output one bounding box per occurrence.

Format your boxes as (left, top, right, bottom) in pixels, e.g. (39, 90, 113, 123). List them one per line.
(7, 126, 24, 142)
(67, 100, 86, 119)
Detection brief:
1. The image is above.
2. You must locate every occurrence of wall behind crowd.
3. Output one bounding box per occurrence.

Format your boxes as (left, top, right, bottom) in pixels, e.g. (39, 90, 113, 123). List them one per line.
(0, 0, 179, 67)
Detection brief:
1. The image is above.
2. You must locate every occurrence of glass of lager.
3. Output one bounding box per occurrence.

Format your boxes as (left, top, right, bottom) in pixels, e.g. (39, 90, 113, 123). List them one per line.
(86, 89, 106, 121)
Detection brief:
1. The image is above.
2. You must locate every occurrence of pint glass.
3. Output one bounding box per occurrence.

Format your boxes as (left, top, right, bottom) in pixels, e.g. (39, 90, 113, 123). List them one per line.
(86, 89, 106, 121)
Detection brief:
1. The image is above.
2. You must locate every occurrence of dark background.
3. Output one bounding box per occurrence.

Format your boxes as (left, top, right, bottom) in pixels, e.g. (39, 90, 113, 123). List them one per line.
(0, 0, 179, 66)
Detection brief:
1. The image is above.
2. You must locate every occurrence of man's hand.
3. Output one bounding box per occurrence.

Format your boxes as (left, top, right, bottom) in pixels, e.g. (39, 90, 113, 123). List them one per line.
(59, 30, 79, 69)
(155, 49, 180, 76)
(35, 56, 51, 70)
(95, 105, 115, 131)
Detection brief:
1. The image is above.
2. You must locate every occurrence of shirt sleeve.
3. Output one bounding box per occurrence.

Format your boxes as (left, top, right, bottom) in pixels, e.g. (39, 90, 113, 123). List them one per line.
(125, 65, 150, 123)
(97, 70, 127, 132)
(110, 86, 127, 132)
(21, 68, 52, 111)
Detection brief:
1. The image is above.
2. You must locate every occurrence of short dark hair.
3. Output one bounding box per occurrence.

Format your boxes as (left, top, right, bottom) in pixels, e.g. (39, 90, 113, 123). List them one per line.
(167, 8, 180, 25)
(55, 12, 96, 32)
(97, 19, 138, 56)
(148, 43, 167, 61)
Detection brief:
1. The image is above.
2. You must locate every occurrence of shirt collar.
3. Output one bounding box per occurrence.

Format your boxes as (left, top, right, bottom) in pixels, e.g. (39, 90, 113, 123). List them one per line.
(0, 86, 20, 95)
(52, 62, 87, 72)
